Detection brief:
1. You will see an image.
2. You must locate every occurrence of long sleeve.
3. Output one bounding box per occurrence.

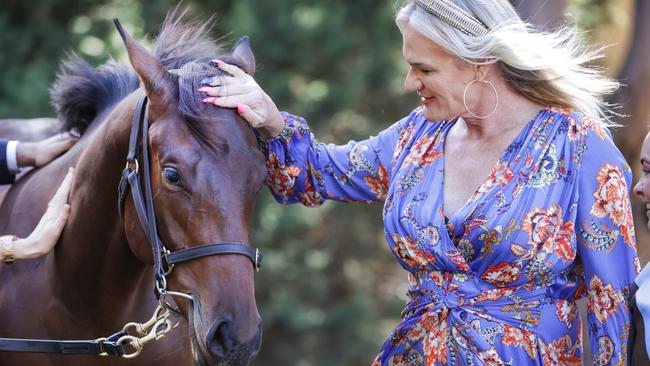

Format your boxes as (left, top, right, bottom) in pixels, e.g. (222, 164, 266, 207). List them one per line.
(257, 111, 416, 206)
(0, 139, 17, 185)
(575, 126, 639, 365)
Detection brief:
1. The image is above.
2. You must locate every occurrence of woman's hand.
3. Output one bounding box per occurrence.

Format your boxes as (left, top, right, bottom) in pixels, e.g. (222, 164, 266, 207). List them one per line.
(14, 167, 75, 259)
(199, 60, 285, 139)
(16, 130, 79, 168)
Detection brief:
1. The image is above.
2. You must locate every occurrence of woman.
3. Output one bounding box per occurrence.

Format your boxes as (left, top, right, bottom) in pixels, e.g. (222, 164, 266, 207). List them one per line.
(201, 0, 638, 364)
(632, 132, 650, 365)
(1, 133, 76, 262)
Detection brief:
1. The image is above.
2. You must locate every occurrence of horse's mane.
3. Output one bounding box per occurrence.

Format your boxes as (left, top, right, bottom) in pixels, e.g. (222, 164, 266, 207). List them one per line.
(51, 8, 225, 134)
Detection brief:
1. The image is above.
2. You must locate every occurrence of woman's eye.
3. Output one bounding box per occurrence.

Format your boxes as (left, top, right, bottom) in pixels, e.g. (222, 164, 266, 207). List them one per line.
(163, 167, 181, 185)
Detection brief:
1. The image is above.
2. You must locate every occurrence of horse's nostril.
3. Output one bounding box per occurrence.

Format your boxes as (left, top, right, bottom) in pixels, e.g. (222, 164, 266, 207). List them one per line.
(206, 318, 234, 360)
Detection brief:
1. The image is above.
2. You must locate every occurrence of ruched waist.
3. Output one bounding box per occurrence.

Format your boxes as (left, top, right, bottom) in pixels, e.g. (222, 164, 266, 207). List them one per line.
(402, 271, 572, 332)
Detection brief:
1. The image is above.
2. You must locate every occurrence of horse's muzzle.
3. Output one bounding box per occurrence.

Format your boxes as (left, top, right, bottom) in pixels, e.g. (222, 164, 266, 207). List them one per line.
(204, 317, 262, 365)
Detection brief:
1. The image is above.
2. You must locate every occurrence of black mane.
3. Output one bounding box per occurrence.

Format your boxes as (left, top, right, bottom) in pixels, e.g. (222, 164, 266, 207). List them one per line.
(51, 8, 226, 134)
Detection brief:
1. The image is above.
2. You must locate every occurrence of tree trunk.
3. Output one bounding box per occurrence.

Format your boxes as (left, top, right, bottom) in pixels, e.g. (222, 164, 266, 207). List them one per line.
(611, 0, 650, 170)
(609, 0, 650, 265)
(510, 0, 567, 30)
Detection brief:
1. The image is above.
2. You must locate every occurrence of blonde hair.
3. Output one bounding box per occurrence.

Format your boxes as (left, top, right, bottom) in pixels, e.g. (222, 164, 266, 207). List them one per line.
(396, 0, 620, 126)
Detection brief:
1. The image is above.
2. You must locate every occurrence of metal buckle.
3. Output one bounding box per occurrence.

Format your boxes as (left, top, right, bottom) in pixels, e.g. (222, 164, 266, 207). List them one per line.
(125, 159, 139, 174)
(95, 337, 109, 357)
(254, 249, 262, 272)
(162, 248, 175, 276)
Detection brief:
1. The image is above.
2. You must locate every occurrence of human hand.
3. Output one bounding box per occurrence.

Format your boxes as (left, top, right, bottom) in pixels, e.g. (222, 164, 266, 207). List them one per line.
(14, 167, 74, 259)
(199, 60, 285, 138)
(16, 130, 79, 168)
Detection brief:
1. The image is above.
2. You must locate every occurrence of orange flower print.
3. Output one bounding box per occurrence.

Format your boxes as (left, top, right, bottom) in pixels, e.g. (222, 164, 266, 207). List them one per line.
(265, 152, 300, 198)
(393, 124, 415, 163)
(567, 115, 605, 141)
(540, 335, 581, 366)
(446, 250, 470, 272)
(420, 310, 448, 364)
(404, 135, 443, 168)
(364, 164, 389, 200)
(501, 325, 538, 359)
(591, 163, 635, 248)
(587, 275, 622, 324)
(391, 233, 437, 268)
(481, 262, 522, 287)
(471, 288, 517, 304)
(555, 300, 578, 328)
(521, 205, 576, 262)
(477, 348, 506, 366)
(299, 178, 323, 207)
(470, 161, 514, 202)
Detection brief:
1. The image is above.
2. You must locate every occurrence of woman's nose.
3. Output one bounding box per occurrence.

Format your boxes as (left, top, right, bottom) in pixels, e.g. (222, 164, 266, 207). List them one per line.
(404, 70, 421, 93)
(634, 179, 644, 198)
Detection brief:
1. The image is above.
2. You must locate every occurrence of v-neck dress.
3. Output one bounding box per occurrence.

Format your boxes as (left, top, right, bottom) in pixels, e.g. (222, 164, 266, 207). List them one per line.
(257, 107, 639, 365)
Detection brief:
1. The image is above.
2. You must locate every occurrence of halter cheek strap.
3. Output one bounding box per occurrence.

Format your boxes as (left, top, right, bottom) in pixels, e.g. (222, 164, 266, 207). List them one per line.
(117, 95, 263, 301)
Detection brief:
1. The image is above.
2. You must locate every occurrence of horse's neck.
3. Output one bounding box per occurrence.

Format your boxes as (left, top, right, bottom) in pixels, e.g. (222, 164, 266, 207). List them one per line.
(55, 93, 151, 313)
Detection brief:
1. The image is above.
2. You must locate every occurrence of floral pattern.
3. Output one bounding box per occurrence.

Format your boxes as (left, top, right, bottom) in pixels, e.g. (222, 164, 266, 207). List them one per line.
(258, 108, 638, 365)
(591, 163, 636, 248)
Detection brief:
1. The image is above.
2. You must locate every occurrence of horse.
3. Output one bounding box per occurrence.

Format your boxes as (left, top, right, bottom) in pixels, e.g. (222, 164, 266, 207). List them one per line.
(0, 9, 266, 366)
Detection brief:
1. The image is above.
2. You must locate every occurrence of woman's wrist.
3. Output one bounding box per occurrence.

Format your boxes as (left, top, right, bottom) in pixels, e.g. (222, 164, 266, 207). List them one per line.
(15, 142, 36, 168)
(256, 114, 286, 140)
(0, 235, 17, 264)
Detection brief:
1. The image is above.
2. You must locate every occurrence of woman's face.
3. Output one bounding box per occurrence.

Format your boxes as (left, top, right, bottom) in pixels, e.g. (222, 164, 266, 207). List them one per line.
(634, 132, 650, 230)
(401, 23, 474, 121)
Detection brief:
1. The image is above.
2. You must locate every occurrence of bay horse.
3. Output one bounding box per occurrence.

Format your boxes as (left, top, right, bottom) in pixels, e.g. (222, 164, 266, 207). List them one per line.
(0, 10, 265, 366)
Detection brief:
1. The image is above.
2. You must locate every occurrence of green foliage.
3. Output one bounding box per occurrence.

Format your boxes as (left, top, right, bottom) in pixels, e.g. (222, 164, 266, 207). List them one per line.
(567, 0, 620, 29)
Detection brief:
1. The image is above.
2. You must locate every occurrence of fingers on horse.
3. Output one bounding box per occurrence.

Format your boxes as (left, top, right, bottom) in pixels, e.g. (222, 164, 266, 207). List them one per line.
(237, 104, 265, 127)
(199, 84, 250, 97)
(212, 60, 248, 78)
(56, 204, 72, 226)
(50, 168, 75, 206)
(210, 93, 258, 109)
(201, 75, 225, 87)
(52, 139, 76, 155)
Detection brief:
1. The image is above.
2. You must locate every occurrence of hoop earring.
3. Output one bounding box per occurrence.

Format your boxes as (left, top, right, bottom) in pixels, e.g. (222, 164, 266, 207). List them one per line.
(463, 79, 499, 119)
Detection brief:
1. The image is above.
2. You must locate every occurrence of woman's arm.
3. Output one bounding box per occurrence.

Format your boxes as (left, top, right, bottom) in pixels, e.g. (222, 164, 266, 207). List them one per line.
(576, 125, 638, 365)
(1, 167, 74, 262)
(200, 61, 418, 206)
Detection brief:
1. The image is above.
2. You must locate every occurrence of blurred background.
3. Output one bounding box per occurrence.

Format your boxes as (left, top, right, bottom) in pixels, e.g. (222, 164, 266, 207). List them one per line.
(1, 0, 648, 364)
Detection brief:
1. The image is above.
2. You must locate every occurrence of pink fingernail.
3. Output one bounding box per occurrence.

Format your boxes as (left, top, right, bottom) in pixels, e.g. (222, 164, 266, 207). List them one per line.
(203, 97, 216, 103)
(236, 103, 248, 115)
(212, 59, 224, 65)
(198, 86, 212, 92)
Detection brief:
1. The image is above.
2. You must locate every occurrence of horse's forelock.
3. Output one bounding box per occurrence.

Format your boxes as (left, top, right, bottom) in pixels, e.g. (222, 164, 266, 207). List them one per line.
(153, 7, 223, 71)
(176, 61, 245, 156)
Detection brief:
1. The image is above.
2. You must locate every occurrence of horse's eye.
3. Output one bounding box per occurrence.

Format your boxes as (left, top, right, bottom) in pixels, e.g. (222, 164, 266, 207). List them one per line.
(163, 167, 181, 186)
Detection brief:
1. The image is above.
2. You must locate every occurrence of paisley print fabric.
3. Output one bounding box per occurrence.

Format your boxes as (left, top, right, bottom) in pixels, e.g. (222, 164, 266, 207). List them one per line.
(257, 107, 638, 365)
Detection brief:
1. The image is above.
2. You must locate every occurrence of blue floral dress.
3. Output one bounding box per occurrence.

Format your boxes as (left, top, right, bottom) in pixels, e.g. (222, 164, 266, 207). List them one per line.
(257, 107, 639, 365)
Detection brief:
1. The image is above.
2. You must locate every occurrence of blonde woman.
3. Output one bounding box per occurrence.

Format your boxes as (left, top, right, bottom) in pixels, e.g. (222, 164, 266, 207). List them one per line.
(201, 0, 637, 364)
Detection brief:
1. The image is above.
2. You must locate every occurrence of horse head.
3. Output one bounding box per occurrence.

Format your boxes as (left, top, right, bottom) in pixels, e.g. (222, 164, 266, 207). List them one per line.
(115, 16, 265, 366)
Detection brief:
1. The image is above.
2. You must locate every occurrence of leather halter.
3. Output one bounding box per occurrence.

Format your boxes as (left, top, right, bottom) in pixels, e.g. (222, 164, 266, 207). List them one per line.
(117, 95, 262, 298)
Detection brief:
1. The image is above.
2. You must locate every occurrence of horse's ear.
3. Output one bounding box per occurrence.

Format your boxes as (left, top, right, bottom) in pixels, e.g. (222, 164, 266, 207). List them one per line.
(113, 19, 177, 106)
(231, 36, 256, 76)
